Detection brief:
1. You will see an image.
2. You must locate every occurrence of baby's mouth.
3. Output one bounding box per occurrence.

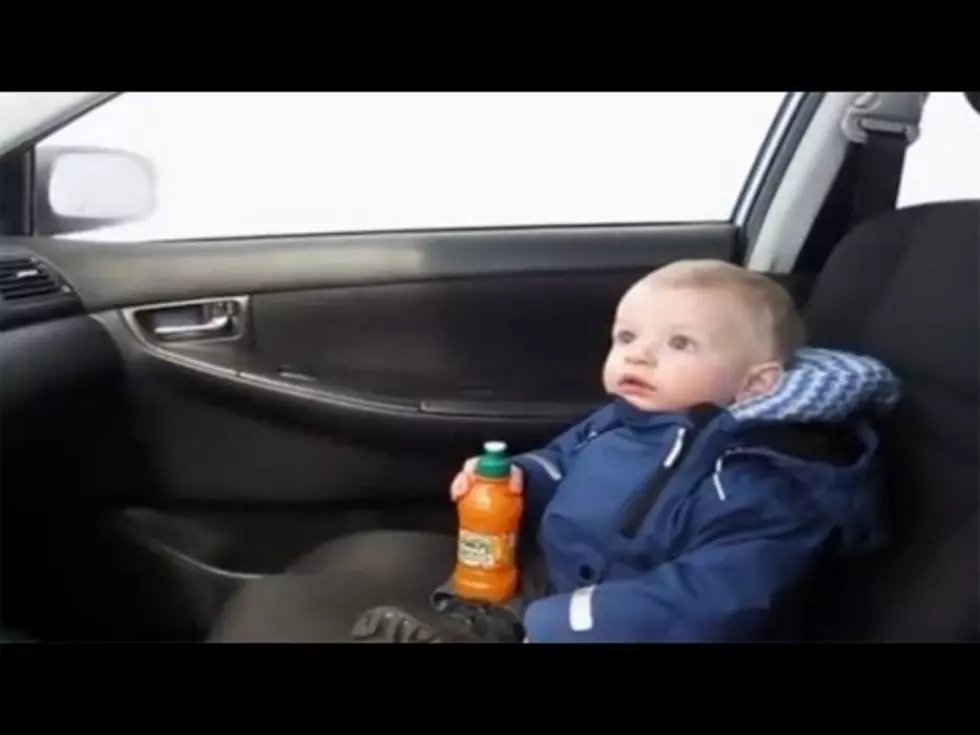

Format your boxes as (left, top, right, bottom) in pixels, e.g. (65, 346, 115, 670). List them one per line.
(618, 373, 655, 393)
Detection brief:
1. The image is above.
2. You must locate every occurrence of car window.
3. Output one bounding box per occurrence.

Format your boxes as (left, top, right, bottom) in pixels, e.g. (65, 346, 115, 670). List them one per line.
(897, 92, 980, 207)
(38, 92, 787, 242)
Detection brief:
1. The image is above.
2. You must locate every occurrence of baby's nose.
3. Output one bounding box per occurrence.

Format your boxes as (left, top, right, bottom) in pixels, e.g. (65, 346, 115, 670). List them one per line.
(626, 344, 656, 364)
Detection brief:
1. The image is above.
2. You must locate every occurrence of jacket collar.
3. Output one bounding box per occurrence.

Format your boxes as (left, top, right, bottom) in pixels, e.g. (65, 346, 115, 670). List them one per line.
(611, 397, 725, 432)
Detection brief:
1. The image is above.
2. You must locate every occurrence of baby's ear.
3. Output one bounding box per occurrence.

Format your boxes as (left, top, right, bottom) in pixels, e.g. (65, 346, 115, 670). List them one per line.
(738, 361, 783, 401)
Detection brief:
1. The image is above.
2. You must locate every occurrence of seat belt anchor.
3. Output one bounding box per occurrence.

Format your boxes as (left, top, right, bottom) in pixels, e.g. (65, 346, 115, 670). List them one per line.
(841, 92, 926, 145)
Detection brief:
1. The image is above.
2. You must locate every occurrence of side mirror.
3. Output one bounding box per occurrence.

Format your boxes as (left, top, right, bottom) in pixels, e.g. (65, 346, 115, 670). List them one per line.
(34, 145, 156, 237)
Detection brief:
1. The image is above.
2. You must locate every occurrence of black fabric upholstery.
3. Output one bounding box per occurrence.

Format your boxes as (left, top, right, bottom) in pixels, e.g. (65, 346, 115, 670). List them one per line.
(803, 200, 980, 641)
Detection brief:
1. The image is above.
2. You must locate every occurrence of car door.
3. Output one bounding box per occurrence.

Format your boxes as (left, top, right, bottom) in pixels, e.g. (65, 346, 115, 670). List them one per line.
(0, 92, 803, 640)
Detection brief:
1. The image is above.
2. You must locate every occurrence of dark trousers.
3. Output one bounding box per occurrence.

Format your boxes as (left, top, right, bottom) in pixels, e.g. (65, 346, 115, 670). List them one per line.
(210, 530, 547, 643)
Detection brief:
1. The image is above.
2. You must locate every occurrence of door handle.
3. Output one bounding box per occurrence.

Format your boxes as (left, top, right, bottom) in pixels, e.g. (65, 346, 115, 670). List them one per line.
(153, 313, 232, 337)
(123, 296, 250, 347)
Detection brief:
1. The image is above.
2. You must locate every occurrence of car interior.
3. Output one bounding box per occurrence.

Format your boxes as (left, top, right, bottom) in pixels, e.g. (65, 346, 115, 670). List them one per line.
(0, 91, 976, 644)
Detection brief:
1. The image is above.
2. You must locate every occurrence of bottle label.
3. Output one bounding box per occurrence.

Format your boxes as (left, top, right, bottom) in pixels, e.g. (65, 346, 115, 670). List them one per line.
(457, 530, 516, 569)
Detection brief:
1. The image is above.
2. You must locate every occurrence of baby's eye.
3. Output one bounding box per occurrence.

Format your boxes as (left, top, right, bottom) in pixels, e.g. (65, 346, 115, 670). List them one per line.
(668, 334, 696, 351)
(614, 329, 635, 344)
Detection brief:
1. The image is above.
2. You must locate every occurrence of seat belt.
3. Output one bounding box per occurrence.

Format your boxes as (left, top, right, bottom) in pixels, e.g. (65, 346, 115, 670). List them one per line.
(840, 92, 926, 229)
(847, 129, 909, 228)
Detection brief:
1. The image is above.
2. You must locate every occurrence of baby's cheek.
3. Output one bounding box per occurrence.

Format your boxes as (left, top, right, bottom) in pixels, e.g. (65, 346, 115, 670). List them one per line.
(601, 367, 616, 391)
(675, 361, 725, 397)
(601, 358, 620, 391)
(695, 364, 742, 402)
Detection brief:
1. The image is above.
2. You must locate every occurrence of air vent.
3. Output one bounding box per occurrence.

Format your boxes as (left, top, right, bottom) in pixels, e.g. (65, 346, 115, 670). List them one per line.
(0, 257, 65, 302)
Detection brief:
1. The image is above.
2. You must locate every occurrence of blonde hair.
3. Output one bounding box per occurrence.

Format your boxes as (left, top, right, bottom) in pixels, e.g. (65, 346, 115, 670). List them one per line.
(642, 259, 805, 363)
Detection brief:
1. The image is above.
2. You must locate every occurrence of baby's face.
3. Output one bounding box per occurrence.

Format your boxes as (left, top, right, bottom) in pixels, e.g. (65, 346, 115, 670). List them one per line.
(602, 282, 773, 413)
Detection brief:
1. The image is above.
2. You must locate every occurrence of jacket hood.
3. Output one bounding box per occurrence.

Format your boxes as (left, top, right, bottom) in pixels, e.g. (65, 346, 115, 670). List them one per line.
(727, 347, 902, 424)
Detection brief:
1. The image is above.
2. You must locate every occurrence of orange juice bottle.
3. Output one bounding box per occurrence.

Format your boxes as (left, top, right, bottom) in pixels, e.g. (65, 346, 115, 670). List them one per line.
(452, 441, 524, 605)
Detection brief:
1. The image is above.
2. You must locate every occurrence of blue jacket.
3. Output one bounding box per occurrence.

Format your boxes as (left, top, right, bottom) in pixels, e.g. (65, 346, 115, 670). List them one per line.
(514, 347, 901, 643)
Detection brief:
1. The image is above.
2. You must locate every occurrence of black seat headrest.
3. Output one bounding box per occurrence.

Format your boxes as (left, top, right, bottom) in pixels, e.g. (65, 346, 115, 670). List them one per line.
(965, 91, 980, 115)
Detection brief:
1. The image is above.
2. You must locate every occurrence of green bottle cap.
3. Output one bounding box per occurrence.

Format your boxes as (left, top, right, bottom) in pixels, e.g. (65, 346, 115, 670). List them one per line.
(476, 440, 511, 478)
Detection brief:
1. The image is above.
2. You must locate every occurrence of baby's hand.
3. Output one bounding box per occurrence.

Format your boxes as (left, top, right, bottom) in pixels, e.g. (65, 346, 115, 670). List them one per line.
(449, 456, 524, 501)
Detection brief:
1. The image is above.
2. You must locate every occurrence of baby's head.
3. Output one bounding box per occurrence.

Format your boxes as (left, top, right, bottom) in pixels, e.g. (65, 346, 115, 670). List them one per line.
(602, 259, 804, 413)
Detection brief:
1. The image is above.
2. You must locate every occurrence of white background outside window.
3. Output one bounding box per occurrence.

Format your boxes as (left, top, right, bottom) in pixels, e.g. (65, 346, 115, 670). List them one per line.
(42, 92, 785, 242)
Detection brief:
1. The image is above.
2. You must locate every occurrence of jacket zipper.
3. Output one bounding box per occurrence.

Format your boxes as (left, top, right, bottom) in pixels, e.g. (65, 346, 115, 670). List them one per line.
(620, 421, 711, 539)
